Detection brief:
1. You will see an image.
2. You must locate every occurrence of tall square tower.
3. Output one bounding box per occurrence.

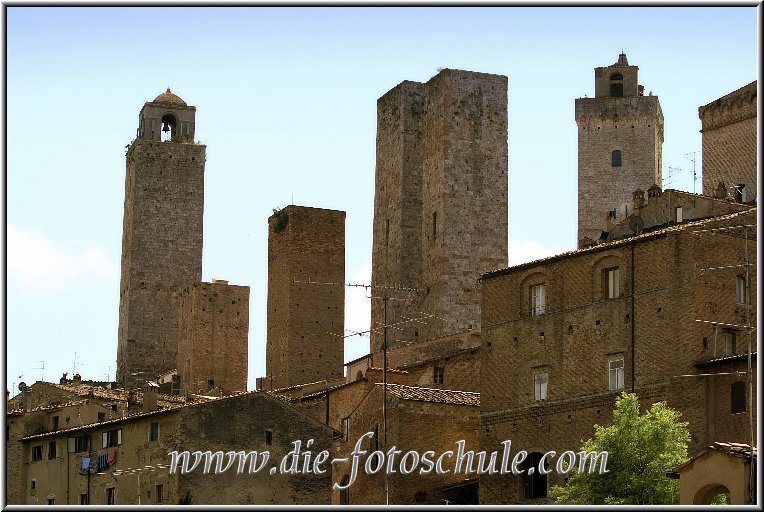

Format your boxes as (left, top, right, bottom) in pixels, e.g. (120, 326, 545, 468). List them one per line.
(575, 53, 663, 246)
(371, 69, 508, 352)
(116, 89, 206, 389)
(265, 205, 346, 390)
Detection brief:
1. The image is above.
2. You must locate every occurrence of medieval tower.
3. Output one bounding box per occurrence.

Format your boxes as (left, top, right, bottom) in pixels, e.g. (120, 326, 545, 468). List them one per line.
(575, 53, 664, 246)
(116, 89, 206, 389)
(266, 206, 346, 390)
(370, 69, 508, 352)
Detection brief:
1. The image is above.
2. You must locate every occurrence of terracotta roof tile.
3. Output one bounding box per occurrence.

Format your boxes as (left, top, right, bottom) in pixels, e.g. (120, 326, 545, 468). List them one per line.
(377, 383, 479, 406)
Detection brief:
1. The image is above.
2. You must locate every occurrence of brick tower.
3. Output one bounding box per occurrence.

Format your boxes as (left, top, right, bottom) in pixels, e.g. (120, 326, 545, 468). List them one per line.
(575, 53, 663, 246)
(371, 69, 509, 352)
(116, 89, 206, 389)
(177, 280, 250, 396)
(265, 205, 345, 390)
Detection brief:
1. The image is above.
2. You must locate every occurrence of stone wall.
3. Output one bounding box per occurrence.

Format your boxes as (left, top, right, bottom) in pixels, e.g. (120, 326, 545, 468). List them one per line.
(177, 281, 250, 395)
(480, 209, 757, 503)
(371, 69, 508, 352)
(266, 205, 345, 390)
(117, 138, 206, 388)
(699, 81, 757, 201)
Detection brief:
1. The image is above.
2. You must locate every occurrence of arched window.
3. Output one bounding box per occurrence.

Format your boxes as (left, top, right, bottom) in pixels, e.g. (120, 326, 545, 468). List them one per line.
(611, 150, 622, 167)
(731, 381, 746, 414)
(610, 73, 623, 81)
(609, 74, 624, 97)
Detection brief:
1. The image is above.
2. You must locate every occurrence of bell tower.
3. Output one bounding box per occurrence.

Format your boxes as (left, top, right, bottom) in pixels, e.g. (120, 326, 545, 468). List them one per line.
(575, 53, 663, 246)
(116, 89, 206, 389)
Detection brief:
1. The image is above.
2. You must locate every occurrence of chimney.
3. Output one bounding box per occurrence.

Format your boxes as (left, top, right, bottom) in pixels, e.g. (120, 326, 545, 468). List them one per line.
(142, 382, 159, 412)
(647, 183, 662, 202)
(60, 372, 68, 384)
(20, 382, 31, 412)
(633, 189, 645, 211)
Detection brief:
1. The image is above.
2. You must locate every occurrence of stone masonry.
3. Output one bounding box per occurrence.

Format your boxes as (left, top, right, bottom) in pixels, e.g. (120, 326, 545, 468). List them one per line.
(699, 81, 757, 202)
(266, 205, 345, 390)
(479, 209, 757, 503)
(177, 280, 250, 396)
(117, 90, 205, 389)
(371, 69, 508, 352)
(576, 53, 664, 246)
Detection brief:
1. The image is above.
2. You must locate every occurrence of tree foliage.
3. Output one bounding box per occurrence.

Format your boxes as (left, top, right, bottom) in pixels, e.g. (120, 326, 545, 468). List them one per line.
(550, 392, 690, 505)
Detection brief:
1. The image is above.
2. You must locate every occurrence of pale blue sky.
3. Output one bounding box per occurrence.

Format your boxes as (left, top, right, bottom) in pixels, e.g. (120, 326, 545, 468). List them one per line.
(5, 6, 759, 393)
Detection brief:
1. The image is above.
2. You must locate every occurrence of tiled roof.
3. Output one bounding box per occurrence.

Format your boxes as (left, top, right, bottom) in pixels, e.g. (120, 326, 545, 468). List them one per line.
(152, 88, 187, 106)
(377, 383, 479, 406)
(484, 209, 757, 278)
(695, 352, 757, 368)
(711, 441, 756, 458)
(7, 400, 89, 415)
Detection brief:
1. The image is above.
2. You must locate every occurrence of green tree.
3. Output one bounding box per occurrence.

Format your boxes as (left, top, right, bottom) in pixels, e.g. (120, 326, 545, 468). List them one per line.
(550, 392, 690, 505)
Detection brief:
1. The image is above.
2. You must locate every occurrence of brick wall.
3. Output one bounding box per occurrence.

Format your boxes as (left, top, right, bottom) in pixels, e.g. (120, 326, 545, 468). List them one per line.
(266, 205, 345, 390)
(699, 81, 757, 201)
(177, 281, 250, 395)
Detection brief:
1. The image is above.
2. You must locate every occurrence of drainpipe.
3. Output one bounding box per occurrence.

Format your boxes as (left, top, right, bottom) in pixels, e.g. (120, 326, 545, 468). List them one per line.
(631, 243, 636, 392)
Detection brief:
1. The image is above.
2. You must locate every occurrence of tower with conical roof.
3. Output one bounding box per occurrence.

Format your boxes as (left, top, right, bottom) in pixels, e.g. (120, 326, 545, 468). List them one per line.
(575, 53, 663, 246)
(116, 89, 206, 389)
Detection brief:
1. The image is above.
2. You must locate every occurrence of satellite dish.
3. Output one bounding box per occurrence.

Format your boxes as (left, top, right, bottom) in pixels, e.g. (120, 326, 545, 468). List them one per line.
(629, 216, 644, 235)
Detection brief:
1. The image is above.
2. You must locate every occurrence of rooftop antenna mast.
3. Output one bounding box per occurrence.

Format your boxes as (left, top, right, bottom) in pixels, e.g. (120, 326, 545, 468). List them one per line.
(72, 352, 79, 376)
(685, 152, 698, 193)
(34, 360, 45, 382)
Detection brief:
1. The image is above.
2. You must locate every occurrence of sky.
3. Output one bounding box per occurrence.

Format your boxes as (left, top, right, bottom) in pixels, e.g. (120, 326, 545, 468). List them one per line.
(5, 6, 759, 395)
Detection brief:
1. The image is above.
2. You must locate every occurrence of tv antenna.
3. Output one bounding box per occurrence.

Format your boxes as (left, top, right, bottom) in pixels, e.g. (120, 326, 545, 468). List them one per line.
(34, 360, 45, 382)
(685, 152, 698, 193)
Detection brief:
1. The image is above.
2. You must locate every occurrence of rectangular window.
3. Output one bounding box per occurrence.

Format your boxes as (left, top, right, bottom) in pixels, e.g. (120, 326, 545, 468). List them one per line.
(724, 331, 736, 357)
(385, 219, 389, 246)
(609, 359, 624, 390)
(48, 441, 57, 459)
(604, 268, 620, 299)
(149, 422, 160, 442)
(731, 381, 746, 414)
(432, 212, 437, 238)
(32, 446, 42, 462)
(75, 435, 88, 453)
(52, 416, 59, 430)
(156, 484, 163, 503)
(531, 284, 546, 316)
(79, 493, 89, 505)
(98, 412, 106, 422)
(207, 379, 214, 391)
(736, 276, 747, 305)
(534, 372, 548, 401)
(341, 417, 349, 443)
(103, 429, 122, 448)
(47, 498, 55, 505)
(735, 184, 746, 203)
(675, 206, 683, 223)
(433, 366, 444, 385)
(106, 487, 116, 505)
(265, 429, 273, 445)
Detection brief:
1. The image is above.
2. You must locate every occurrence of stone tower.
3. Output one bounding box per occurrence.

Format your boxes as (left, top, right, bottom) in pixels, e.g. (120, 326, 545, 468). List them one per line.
(698, 81, 757, 202)
(371, 69, 508, 353)
(266, 205, 345, 390)
(575, 53, 663, 246)
(177, 280, 250, 396)
(116, 89, 206, 389)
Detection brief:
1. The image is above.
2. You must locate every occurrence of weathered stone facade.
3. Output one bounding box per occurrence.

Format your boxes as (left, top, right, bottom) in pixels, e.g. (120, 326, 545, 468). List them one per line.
(19, 392, 336, 505)
(117, 90, 205, 389)
(177, 280, 250, 396)
(371, 69, 508, 352)
(266, 205, 345, 390)
(699, 81, 757, 202)
(479, 209, 757, 503)
(576, 53, 664, 246)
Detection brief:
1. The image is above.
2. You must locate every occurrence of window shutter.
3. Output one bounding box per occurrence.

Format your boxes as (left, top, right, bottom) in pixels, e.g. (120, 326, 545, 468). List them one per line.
(117, 429, 122, 446)
(68, 438, 76, 453)
(102, 433, 107, 449)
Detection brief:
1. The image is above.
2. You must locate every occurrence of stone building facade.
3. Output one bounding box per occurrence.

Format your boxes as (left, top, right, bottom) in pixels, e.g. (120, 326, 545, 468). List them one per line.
(266, 205, 346, 390)
(699, 81, 757, 202)
(576, 53, 664, 246)
(177, 280, 250, 396)
(479, 208, 757, 503)
(370, 69, 508, 351)
(18, 392, 336, 505)
(117, 90, 206, 389)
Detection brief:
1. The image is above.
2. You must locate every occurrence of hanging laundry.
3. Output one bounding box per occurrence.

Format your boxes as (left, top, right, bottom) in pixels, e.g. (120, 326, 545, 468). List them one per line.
(80, 458, 91, 475)
(107, 450, 117, 464)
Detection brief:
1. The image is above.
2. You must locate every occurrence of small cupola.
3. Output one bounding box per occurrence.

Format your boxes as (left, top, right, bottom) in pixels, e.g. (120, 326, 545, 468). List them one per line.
(137, 88, 197, 143)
